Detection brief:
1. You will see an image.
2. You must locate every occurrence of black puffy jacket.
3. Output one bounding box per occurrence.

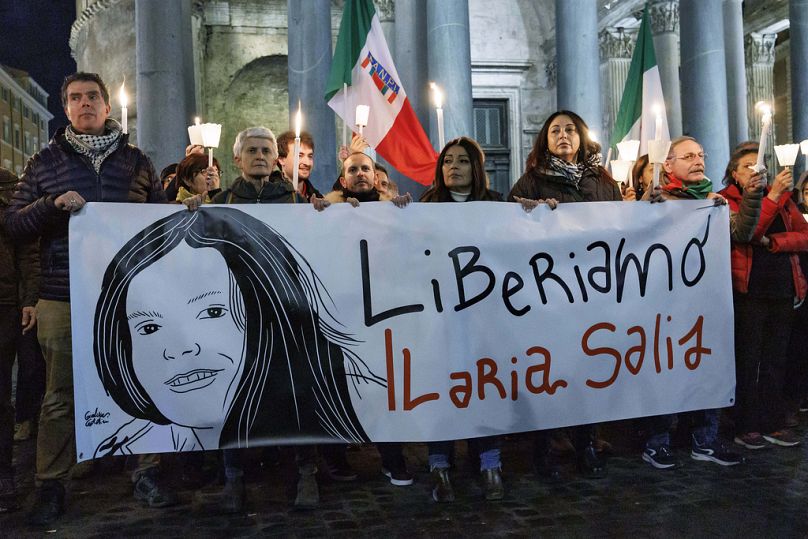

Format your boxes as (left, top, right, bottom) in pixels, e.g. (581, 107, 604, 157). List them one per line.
(2, 128, 166, 301)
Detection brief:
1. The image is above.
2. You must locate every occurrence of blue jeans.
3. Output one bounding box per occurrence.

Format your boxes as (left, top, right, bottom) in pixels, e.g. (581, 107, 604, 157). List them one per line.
(428, 436, 501, 471)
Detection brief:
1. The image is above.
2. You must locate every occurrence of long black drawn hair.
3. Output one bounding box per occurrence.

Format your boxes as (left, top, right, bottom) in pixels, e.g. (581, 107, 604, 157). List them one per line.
(93, 207, 383, 448)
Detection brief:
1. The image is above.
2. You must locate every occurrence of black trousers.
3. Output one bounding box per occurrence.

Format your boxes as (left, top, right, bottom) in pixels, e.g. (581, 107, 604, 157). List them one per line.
(733, 293, 794, 434)
(0, 305, 18, 474)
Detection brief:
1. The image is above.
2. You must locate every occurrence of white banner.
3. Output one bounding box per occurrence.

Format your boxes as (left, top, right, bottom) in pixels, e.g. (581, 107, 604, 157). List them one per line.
(70, 200, 734, 461)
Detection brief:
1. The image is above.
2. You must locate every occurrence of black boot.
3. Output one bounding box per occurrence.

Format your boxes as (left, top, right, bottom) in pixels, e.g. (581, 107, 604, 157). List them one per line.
(27, 480, 64, 525)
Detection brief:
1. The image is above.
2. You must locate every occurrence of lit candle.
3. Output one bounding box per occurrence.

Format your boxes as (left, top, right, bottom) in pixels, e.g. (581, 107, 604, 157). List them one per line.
(430, 82, 445, 150)
(118, 82, 128, 134)
(199, 123, 222, 169)
(589, 130, 603, 165)
(188, 116, 204, 146)
(755, 102, 772, 173)
(293, 101, 302, 194)
(651, 103, 664, 189)
(355, 105, 370, 136)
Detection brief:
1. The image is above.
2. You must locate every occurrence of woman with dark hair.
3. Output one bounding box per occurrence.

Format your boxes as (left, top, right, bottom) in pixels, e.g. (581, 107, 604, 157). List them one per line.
(419, 137, 504, 503)
(420, 136, 502, 203)
(508, 110, 620, 205)
(174, 153, 221, 209)
(718, 143, 807, 450)
(508, 111, 621, 479)
(93, 207, 381, 457)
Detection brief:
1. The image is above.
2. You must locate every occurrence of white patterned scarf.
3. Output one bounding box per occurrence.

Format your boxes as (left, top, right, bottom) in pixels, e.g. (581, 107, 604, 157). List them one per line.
(64, 119, 123, 173)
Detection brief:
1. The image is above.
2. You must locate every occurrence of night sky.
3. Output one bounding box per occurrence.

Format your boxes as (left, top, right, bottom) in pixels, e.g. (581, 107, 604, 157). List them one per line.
(0, 0, 77, 136)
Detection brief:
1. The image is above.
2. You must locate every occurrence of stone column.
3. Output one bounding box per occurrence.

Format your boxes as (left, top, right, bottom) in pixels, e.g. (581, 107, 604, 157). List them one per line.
(288, 0, 337, 195)
(135, 0, 195, 170)
(555, 0, 602, 132)
(723, 0, 748, 146)
(395, 0, 428, 128)
(426, 0, 473, 146)
(376, 0, 396, 53)
(791, 0, 808, 178)
(679, 0, 729, 181)
(599, 27, 635, 147)
(394, 0, 428, 195)
(745, 33, 776, 142)
(648, 0, 682, 138)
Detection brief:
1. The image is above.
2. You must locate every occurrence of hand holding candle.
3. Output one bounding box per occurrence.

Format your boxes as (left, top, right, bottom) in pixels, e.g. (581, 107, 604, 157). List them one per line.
(293, 101, 302, 194)
(118, 82, 128, 134)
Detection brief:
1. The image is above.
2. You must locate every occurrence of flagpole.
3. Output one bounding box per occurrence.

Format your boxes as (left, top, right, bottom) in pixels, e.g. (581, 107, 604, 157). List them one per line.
(342, 82, 349, 147)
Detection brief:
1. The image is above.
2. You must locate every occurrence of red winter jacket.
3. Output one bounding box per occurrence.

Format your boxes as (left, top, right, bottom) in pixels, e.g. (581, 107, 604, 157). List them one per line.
(719, 182, 808, 300)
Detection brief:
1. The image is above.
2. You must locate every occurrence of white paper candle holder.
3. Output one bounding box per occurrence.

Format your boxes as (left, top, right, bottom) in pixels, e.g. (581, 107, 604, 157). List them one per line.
(187, 125, 204, 146)
(610, 160, 633, 184)
(800, 139, 808, 156)
(355, 105, 370, 127)
(200, 123, 222, 149)
(774, 143, 800, 167)
(647, 139, 672, 164)
(616, 140, 640, 162)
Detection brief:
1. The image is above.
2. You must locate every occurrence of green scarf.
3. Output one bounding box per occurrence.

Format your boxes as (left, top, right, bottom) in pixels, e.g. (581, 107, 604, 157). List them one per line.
(663, 174, 713, 200)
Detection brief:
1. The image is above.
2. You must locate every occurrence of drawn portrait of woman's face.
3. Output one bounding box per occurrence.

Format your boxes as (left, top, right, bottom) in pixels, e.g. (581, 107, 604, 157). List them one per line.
(125, 243, 246, 429)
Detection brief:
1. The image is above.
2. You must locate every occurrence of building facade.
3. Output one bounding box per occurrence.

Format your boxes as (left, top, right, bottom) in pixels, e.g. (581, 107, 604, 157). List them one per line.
(68, 0, 804, 195)
(0, 66, 53, 176)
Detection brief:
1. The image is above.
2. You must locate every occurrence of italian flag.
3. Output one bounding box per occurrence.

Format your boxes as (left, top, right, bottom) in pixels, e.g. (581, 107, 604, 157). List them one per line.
(610, 6, 669, 155)
(325, 0, 437, 185)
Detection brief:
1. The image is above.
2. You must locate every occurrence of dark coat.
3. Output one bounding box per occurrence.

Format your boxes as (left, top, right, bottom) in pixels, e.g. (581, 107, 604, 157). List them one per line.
(211, 170, 298, 204)
(0, 168, 39, 307)
(507, 166, 622, 203)
(2, 128, 165, 302)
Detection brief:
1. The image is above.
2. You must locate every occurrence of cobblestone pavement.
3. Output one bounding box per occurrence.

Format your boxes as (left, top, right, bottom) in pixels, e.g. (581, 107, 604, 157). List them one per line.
(5, 421, 808, 538)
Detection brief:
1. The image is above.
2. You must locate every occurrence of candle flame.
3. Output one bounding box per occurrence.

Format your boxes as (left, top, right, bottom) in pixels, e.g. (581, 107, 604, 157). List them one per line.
(194, 116, 201, 126)
(588, 130, 599, 144)
(756, 101, 772, 116)
(430, 82, 443, 109)
(118, 82, 127, 108)
(295, 100, 302, 137)
(652, 103, 663, 115)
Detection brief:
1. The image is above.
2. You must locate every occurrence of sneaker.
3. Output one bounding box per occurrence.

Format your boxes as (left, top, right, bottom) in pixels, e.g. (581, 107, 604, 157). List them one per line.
(691, 437, 744, 466)
(733, 432, 768, 450)
(431, 467, 455, 503)
(133, 470, 179, 508)
(642, 445, 678, 469)
(763, 430, 802, 447)
(294, 470, 319, 508)
(27, 480, 64, 525)
(0, 474, 19, 513)
(325, 456, 357, 482)
(381, 466, 414, 486)
(800, 399, 808, 413)
(13, 420, 32, 442)
(482, 468, 504, 501)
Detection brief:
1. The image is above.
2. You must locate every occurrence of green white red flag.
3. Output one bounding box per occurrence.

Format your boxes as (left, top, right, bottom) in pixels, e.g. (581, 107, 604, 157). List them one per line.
(611, 7, 669, 155)
(325, 0, 437, 185)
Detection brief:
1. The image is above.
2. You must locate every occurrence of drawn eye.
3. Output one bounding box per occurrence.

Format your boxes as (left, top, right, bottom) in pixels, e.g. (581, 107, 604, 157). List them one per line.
(198, 306, 227, 320)
(136, 323, 161, 335)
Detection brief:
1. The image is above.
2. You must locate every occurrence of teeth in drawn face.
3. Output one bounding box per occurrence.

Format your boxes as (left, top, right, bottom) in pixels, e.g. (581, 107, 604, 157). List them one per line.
(164, 369, 220, 387)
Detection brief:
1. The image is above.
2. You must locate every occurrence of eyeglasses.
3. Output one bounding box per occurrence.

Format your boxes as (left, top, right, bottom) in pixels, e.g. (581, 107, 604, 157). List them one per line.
(668, 152, 707, 162)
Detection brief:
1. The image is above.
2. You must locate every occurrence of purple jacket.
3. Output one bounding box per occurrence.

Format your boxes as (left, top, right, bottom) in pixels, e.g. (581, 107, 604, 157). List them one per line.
(2, 128, 166, 301)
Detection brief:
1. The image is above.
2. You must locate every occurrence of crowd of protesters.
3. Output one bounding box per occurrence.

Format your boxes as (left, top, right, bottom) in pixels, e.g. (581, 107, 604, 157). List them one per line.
(1, 71, 807, 526)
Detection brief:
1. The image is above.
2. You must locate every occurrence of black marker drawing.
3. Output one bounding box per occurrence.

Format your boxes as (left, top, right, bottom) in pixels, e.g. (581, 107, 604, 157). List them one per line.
(92, 207, 383, 457)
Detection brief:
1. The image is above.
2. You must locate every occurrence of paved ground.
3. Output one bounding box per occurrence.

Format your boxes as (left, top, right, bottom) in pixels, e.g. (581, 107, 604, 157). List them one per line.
(5, 419, 808, 538)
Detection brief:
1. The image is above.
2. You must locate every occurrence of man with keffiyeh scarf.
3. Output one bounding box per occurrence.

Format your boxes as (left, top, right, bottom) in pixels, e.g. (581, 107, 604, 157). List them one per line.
(2, 72, 173, 525)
